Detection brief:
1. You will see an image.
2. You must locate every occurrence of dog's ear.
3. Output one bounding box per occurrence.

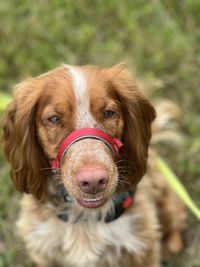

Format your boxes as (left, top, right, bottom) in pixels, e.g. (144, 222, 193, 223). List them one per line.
(108, 65, 156, 188)
(3, 79, 50, 200)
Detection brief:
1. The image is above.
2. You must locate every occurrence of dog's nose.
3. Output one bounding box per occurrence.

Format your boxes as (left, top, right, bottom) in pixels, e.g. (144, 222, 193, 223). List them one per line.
(76, 165, 109, 194)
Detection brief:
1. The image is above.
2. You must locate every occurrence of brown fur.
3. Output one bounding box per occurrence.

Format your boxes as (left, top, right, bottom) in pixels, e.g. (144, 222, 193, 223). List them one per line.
(107, 66, 156, 188)
(3, 64, 186, 267)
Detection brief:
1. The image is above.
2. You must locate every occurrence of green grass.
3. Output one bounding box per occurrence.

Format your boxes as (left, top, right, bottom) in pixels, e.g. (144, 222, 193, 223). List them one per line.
(0, 1, 200, 266)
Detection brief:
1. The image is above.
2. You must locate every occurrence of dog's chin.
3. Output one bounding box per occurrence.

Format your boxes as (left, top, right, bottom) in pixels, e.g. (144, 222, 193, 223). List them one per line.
(76, 196, 107, 209)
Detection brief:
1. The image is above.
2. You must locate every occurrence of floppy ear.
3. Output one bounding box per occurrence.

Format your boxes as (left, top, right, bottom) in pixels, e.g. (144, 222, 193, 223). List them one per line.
(108, 65, 156, 188)
(3, 79, 49, 200)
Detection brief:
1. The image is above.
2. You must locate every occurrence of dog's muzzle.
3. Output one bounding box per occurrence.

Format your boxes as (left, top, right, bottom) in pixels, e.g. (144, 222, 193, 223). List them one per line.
(51, 128, 123, 171)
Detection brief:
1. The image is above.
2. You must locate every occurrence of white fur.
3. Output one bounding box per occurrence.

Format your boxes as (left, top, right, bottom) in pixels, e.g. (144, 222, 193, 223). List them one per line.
(17, 197, 146, 267)
(67, 66, 96, 129)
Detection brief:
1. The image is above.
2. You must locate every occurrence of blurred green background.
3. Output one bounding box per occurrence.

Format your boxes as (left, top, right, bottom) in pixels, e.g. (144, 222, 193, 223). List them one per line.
(0, 1, 200, 266)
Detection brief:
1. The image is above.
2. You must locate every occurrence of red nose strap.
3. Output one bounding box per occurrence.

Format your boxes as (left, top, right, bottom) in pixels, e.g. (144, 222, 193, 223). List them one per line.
(51, 128, 123, 171)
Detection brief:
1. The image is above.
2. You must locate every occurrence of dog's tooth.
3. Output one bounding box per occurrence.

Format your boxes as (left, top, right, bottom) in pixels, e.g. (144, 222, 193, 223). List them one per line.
(83, 197, 102, 202)
(82, 197, 103, 202)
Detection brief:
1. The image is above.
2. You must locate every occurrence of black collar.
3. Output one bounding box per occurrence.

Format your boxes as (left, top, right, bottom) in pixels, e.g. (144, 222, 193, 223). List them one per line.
(105, 191, 134, 222)
(56, 185, 134, 223)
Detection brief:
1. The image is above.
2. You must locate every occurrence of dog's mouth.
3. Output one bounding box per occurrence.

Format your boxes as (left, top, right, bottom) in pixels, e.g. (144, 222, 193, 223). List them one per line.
(76, 196, 107, 209)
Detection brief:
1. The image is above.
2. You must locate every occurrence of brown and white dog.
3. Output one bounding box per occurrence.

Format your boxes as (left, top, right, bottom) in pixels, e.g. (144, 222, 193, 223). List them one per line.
(3, 64, 186, 267)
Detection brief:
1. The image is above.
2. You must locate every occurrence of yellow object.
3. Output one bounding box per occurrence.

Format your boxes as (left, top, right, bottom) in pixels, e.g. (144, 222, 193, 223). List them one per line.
(156, 156, 200, 220)
(0, 92, 11, 112)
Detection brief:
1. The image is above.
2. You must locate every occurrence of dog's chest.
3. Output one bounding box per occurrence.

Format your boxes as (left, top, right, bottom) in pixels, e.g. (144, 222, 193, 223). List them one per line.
(18, 204, 145, 267)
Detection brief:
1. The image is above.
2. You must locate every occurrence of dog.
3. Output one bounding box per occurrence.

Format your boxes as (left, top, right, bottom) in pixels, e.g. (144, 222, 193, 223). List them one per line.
(3, 64, 186, 267)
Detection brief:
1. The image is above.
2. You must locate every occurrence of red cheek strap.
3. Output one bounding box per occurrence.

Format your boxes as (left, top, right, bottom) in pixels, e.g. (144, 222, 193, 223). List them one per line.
(51, 128, 123, 171)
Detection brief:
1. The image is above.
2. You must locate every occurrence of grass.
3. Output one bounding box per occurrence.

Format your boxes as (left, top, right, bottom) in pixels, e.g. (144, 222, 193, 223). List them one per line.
(0, 1, 200, 266)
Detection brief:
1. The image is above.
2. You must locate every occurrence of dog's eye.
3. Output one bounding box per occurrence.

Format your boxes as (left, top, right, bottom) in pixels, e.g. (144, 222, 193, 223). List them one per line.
(103, 110, 116, 119)
(48, 115, 61, 125)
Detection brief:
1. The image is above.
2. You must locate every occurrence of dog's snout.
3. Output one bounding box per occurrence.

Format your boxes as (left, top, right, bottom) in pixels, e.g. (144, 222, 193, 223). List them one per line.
(76, 165, 109, 194)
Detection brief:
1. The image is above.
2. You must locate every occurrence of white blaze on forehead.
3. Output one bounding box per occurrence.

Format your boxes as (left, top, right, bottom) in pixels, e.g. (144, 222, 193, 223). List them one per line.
(67, 66, 96, 128)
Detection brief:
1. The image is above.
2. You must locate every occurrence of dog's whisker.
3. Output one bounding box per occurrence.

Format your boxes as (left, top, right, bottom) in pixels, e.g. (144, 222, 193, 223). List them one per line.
(118, 178, 131, 186)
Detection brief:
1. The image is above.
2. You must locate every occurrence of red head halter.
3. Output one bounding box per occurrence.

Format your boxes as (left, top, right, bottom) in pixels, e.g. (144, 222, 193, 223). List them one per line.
(51, 128, 123, 171)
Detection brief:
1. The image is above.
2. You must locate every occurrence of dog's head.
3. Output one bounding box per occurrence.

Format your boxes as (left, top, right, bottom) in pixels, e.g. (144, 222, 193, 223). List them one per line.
(3, 64, 156, 207)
